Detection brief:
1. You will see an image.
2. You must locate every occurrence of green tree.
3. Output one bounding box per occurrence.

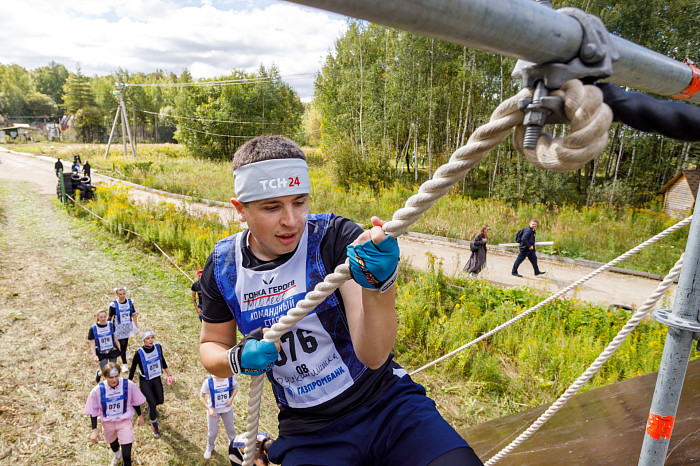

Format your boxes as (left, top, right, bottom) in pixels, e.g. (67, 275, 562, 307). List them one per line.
(30, 61, 69, 107)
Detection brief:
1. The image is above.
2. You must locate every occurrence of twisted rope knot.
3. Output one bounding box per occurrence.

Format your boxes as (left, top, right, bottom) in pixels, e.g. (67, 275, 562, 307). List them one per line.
(513, 79, 613, 172)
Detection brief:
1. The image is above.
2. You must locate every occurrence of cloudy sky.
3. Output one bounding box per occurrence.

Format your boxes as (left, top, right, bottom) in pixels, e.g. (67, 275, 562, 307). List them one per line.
(0, 0, 349, 101)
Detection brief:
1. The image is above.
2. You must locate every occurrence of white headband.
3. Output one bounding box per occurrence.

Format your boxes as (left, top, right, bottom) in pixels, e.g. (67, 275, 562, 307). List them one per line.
(142, 330, 154, 341)
(113, 287, 126, 293)
(108, 368, 120, 376)
(234, 159, 310, 203)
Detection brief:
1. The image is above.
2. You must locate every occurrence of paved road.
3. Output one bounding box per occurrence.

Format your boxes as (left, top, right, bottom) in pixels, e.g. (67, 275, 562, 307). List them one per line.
(0, 147, 678, 309)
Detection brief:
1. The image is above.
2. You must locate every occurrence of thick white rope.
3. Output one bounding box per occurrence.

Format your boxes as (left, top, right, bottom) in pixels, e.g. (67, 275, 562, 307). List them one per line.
(410, 215, 692, 375)
(240, 81, 611, 465)
(485, 254, 685, 465)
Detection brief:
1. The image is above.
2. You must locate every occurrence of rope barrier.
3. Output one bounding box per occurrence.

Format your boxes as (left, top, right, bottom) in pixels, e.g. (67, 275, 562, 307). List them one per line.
(64, 193, 195, 283)
(485, 254, 685, 464)
(240, 79, 613, 465)
(410, 215, 692, 375)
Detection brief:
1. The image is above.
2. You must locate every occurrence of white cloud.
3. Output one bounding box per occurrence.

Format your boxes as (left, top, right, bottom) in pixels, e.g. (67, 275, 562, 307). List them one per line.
(0, 0, 347, 101)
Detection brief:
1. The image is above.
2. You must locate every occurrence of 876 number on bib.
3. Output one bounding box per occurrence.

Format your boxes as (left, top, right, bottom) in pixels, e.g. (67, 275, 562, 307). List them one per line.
(275, 329, 318, 367)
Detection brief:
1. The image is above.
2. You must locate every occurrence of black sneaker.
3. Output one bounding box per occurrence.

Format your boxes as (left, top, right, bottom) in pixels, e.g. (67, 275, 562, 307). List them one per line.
(535, 271, 546, 276)
(95, 369, 101, 384)
(512, 273, 523, 277)
(152, 425, 161, 439)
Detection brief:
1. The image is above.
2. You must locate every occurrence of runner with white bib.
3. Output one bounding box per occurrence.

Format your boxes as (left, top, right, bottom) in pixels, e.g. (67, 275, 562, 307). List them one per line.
(199, 374, 239, 459)
(88, 310, 121, 383)
(84, 363, 146, 466)
(109, 287, 139, 371)
(128, 330, 171, 439)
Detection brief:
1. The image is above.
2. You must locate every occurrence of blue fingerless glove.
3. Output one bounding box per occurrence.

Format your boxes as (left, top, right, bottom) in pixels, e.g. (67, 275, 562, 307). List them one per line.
(228, 327, 279, 376)
(347, 235, 400, 293)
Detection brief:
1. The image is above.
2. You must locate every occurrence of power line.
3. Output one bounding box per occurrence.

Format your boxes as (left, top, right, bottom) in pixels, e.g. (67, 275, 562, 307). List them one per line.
(140, 109, 299, 126)
(121, 72, 315, 88)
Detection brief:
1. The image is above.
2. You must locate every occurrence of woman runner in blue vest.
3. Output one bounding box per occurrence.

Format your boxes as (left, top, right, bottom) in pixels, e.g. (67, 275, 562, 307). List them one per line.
(128, 330, 171, 438)
(198, 136, 483, 465)
(109, 287, 139, 371)
(84, 362, 146, 466)
(199, 373, 238, 459)
(88, 310, 121, 383)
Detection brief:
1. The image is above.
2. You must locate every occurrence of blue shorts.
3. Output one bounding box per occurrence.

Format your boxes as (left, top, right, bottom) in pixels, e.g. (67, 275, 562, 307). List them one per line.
(268, 374, 472, 465)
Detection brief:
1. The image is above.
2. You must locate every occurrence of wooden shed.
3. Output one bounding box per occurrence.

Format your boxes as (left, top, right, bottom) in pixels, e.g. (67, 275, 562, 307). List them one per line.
(659, 170, 700, 217)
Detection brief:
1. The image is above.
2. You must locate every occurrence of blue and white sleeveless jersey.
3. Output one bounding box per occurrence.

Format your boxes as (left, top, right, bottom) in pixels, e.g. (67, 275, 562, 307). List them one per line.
(212, 214, 367, 409)
(208, 376, 234, 409)
(137, 344, 163, 380)
(113, 299, 134, 325)
(93, 322, 116, 352)
(99, 378, 128, 420)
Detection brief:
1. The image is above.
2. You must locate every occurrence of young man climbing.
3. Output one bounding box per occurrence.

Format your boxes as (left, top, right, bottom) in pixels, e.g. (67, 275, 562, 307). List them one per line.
(199, 135, 483, 465)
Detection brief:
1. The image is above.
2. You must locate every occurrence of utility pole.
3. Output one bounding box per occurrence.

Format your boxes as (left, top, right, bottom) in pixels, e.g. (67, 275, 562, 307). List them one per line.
(104, 85, 137, 159)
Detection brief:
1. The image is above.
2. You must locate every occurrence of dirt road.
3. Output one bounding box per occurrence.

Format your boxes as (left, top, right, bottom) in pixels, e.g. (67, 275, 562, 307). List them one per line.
(0, 147, 678, 309)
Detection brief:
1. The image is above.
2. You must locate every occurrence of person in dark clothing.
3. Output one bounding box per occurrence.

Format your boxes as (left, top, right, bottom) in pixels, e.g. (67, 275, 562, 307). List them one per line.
(54, 158, 63, 177)
(128, 330, 172, 439)
(191, 269, 203, 321)
(464, 225, 489, 276)
(512, 219, 545, 277)
(87, 310, 121, 383)
(83, 160, 91, 177)
(597, 82, 700, 142)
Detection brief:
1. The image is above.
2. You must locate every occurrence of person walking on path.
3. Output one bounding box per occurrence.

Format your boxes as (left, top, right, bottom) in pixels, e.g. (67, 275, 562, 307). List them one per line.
(128, 330, 172, 439)
(198, 135, 483, 466)
(512, 219, 545, 278)
(463, 225, 489, 276)
(109, 287, 139, 371)
(83, 160, 91, 178)
(88, 310, 121, 383)
(54, 158, 63, 177)
(84, 362, 146, 466)
(191, 269, 204, 321)
(199, 374, 238, 459)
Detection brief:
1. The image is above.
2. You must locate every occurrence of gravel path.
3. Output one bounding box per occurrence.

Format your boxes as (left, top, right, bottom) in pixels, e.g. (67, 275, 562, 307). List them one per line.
(0, 147, 678, 309)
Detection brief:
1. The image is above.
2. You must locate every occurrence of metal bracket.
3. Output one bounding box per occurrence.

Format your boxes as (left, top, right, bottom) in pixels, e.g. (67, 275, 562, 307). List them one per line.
(512, 7, 619, 148)
(652, 309, 700, 351)
(512, 7, 619, 89)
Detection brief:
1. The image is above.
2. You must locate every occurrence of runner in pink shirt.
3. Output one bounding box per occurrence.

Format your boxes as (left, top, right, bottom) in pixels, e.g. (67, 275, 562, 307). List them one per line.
(84, 362, 147, 466)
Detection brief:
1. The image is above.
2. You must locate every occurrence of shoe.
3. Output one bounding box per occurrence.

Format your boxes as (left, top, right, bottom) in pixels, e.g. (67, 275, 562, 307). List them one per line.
(203, 449, 213, 460)
(110, 450, 122, 466)
(121, 364, 128, 372)
(95, 369, 101, 384)
(535, 271, 546, 276)
(512, 273, 523, 277)
(152, 425, 161, 438)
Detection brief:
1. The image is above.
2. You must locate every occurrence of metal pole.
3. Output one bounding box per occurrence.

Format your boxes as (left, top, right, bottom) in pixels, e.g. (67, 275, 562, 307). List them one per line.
(120, 90, 127, 157)
(639, 204, 700, 463)
(59, 172, 66, 205)
(286, 0, 699, 103)
(119, 90, 137, 158)
(104, 105, 121, 159)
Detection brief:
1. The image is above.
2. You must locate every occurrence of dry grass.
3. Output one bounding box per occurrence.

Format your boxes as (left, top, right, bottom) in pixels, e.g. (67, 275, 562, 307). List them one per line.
(0, 181, 279, 465)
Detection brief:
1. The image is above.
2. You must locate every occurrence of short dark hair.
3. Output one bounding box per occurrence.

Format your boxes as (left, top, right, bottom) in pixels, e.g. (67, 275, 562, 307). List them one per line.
(232, 135, 305, 172)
